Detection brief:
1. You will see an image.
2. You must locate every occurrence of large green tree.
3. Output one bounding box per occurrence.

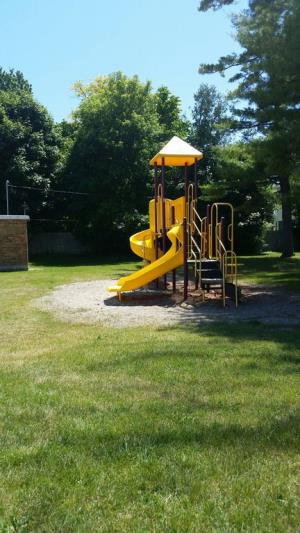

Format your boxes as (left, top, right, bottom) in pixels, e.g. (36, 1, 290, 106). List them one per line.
(198, 0, 300, 256)
(0, 68, 60, 215)
(61, 72, 188, 251)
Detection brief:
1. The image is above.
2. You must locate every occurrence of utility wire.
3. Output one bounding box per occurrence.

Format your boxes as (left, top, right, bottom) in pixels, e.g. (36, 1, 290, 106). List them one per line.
(8, 183, 90, 196)
(30, 218, 76, 222)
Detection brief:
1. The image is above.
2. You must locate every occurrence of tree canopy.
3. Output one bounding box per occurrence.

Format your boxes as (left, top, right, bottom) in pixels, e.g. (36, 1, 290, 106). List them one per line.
(198, 0, 300, 256)
(60, 72, 188, 251)
(0, 68, 60, 214)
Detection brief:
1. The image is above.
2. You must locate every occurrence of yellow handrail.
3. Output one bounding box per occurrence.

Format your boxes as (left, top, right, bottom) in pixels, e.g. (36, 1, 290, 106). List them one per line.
(215, 219, 238, 307)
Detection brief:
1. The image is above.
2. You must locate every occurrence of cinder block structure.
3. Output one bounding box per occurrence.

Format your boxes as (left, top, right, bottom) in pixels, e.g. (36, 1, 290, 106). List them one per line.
(0, 215, 30, 271)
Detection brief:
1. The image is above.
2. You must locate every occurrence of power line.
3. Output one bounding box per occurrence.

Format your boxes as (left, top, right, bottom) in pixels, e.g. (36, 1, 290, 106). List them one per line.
(30, 218, 76, 222)
(8, 183, 90, 196)
(5, 179, 92, 215)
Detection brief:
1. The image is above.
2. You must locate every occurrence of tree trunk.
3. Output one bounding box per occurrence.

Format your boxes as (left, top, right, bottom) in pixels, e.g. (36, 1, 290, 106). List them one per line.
(279, 175, 294, 258)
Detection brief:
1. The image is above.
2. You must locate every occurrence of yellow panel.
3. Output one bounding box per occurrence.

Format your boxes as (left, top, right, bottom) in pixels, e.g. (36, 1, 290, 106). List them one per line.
(149, 196, 185, 233)
(150, 155, 203, 167)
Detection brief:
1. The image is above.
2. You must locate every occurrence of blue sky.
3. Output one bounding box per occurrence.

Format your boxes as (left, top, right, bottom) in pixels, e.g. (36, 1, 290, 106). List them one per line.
(1, 0, 247, 122)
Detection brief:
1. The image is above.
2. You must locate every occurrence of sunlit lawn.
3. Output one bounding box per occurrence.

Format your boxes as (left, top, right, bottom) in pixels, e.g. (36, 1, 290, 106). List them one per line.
(0, 253, 299, 531)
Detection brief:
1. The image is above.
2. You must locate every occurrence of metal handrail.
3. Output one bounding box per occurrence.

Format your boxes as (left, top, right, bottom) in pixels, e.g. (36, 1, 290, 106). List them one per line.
(215, 220, 238, 307)
(211, 202, 234, 257)
(188, 204, 203, 287)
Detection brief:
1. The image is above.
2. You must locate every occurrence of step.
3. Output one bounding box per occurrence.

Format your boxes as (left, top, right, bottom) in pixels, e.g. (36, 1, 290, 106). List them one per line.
(200, 268, 222, 273)
(201, 278, 223, 284)
(200, 260, 219, 267)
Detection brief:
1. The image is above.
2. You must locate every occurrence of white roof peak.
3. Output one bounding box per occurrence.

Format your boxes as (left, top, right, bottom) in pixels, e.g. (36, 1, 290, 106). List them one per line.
(150, 136, 203, 166)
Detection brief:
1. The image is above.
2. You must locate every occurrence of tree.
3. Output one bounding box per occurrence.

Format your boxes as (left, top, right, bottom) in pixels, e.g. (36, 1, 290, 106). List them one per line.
(198, 0, 300, 257)
(190, 83, 229, 182)
(155, 86, 190, 142)
(0, 68, 60, 215)
(201, 143, 275, 253)
(61, 72, 189, 251)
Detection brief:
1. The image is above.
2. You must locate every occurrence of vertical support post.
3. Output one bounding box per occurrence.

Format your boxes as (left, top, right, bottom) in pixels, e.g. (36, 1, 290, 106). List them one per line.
(194, 159, 199, 290)
(184, 162, 190, 283)
(195, 266, 199, 291)
(206, 204, 211, 258)
(183, 216, 188, 300)
(184, 162, 188, 205)
(6, 180, 10, 215)
(161, 157, 167, 289)
(220, 217, 225, 308)
(154, 163, 159, 289)
(154, 163, 159, 261)
(194, 158, 198, 207)
(171, 205, 176, 292)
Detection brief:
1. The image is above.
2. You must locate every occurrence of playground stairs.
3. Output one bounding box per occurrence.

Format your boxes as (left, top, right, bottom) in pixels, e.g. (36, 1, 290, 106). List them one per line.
(200, 259, 223, 288)
(188, 202, 239, 306)
(188, 256, 238, 306)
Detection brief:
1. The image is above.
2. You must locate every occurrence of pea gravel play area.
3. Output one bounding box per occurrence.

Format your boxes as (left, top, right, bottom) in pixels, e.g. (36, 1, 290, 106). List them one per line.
(36, 278, 300, 327)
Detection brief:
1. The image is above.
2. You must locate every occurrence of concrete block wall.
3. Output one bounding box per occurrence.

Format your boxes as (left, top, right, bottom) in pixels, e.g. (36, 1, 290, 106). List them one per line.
(0, 216, 29, 271)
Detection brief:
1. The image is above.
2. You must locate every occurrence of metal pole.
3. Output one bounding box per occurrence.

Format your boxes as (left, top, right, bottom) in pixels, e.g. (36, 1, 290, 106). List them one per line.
(184, 162, 188, 205)
(206, 204, 211, 258)
(154, 163, 159, 261)
(6, 180, 10, 215)
(183, 216, 188, 300)
(161, 157, 167, 289)
(194, 158, 198, 206)
(171, 205, 176, 292)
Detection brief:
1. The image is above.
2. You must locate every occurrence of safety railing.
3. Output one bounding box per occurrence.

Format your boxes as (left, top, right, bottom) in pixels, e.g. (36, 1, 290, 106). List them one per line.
(210, 203, 234, 258)
(215, 220, 238, 307)
(215, 222, 226, 307)
(189, 205, 203, 285)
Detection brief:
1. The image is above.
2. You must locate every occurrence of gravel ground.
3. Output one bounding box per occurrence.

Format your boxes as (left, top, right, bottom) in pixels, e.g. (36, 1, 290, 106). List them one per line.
(34, 279, 300, 328)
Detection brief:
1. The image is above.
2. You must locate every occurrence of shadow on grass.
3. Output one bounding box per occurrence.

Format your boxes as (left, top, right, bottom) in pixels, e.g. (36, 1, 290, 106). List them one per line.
(57, 411, 300, 458)
(86, 322, 300, 379)
(173, 322, 300, 370)
(239, 254, 300, 289)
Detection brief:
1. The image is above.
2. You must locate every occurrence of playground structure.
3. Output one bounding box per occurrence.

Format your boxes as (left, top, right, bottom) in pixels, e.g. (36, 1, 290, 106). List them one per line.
(109, 136, 238, 306)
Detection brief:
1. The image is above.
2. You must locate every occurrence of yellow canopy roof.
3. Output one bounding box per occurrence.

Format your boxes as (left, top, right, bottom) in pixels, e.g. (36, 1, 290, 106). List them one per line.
(150, 136, 203, 167)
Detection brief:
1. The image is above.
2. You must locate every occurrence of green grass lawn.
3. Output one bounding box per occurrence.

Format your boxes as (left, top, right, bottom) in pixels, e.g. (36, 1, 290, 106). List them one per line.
(0, 253, 300, 531)
(239, 252, 300, 290)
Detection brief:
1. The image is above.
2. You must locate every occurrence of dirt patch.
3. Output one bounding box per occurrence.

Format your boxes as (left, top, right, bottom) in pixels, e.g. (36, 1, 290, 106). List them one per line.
(34, 279, 300, 328)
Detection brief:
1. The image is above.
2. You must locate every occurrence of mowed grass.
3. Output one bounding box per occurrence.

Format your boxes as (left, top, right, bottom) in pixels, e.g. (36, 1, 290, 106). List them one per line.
(239, 252, 300, 290)
(0, 253, 300, 531)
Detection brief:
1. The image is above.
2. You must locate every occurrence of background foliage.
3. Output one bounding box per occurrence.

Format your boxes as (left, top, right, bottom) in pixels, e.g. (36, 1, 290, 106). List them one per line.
(1, 0, 299, 257)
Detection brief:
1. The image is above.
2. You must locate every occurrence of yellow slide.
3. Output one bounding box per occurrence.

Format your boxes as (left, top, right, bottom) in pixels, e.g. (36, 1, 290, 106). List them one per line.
(108, 224, 183, 294)
(129, 229, 157, 263)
